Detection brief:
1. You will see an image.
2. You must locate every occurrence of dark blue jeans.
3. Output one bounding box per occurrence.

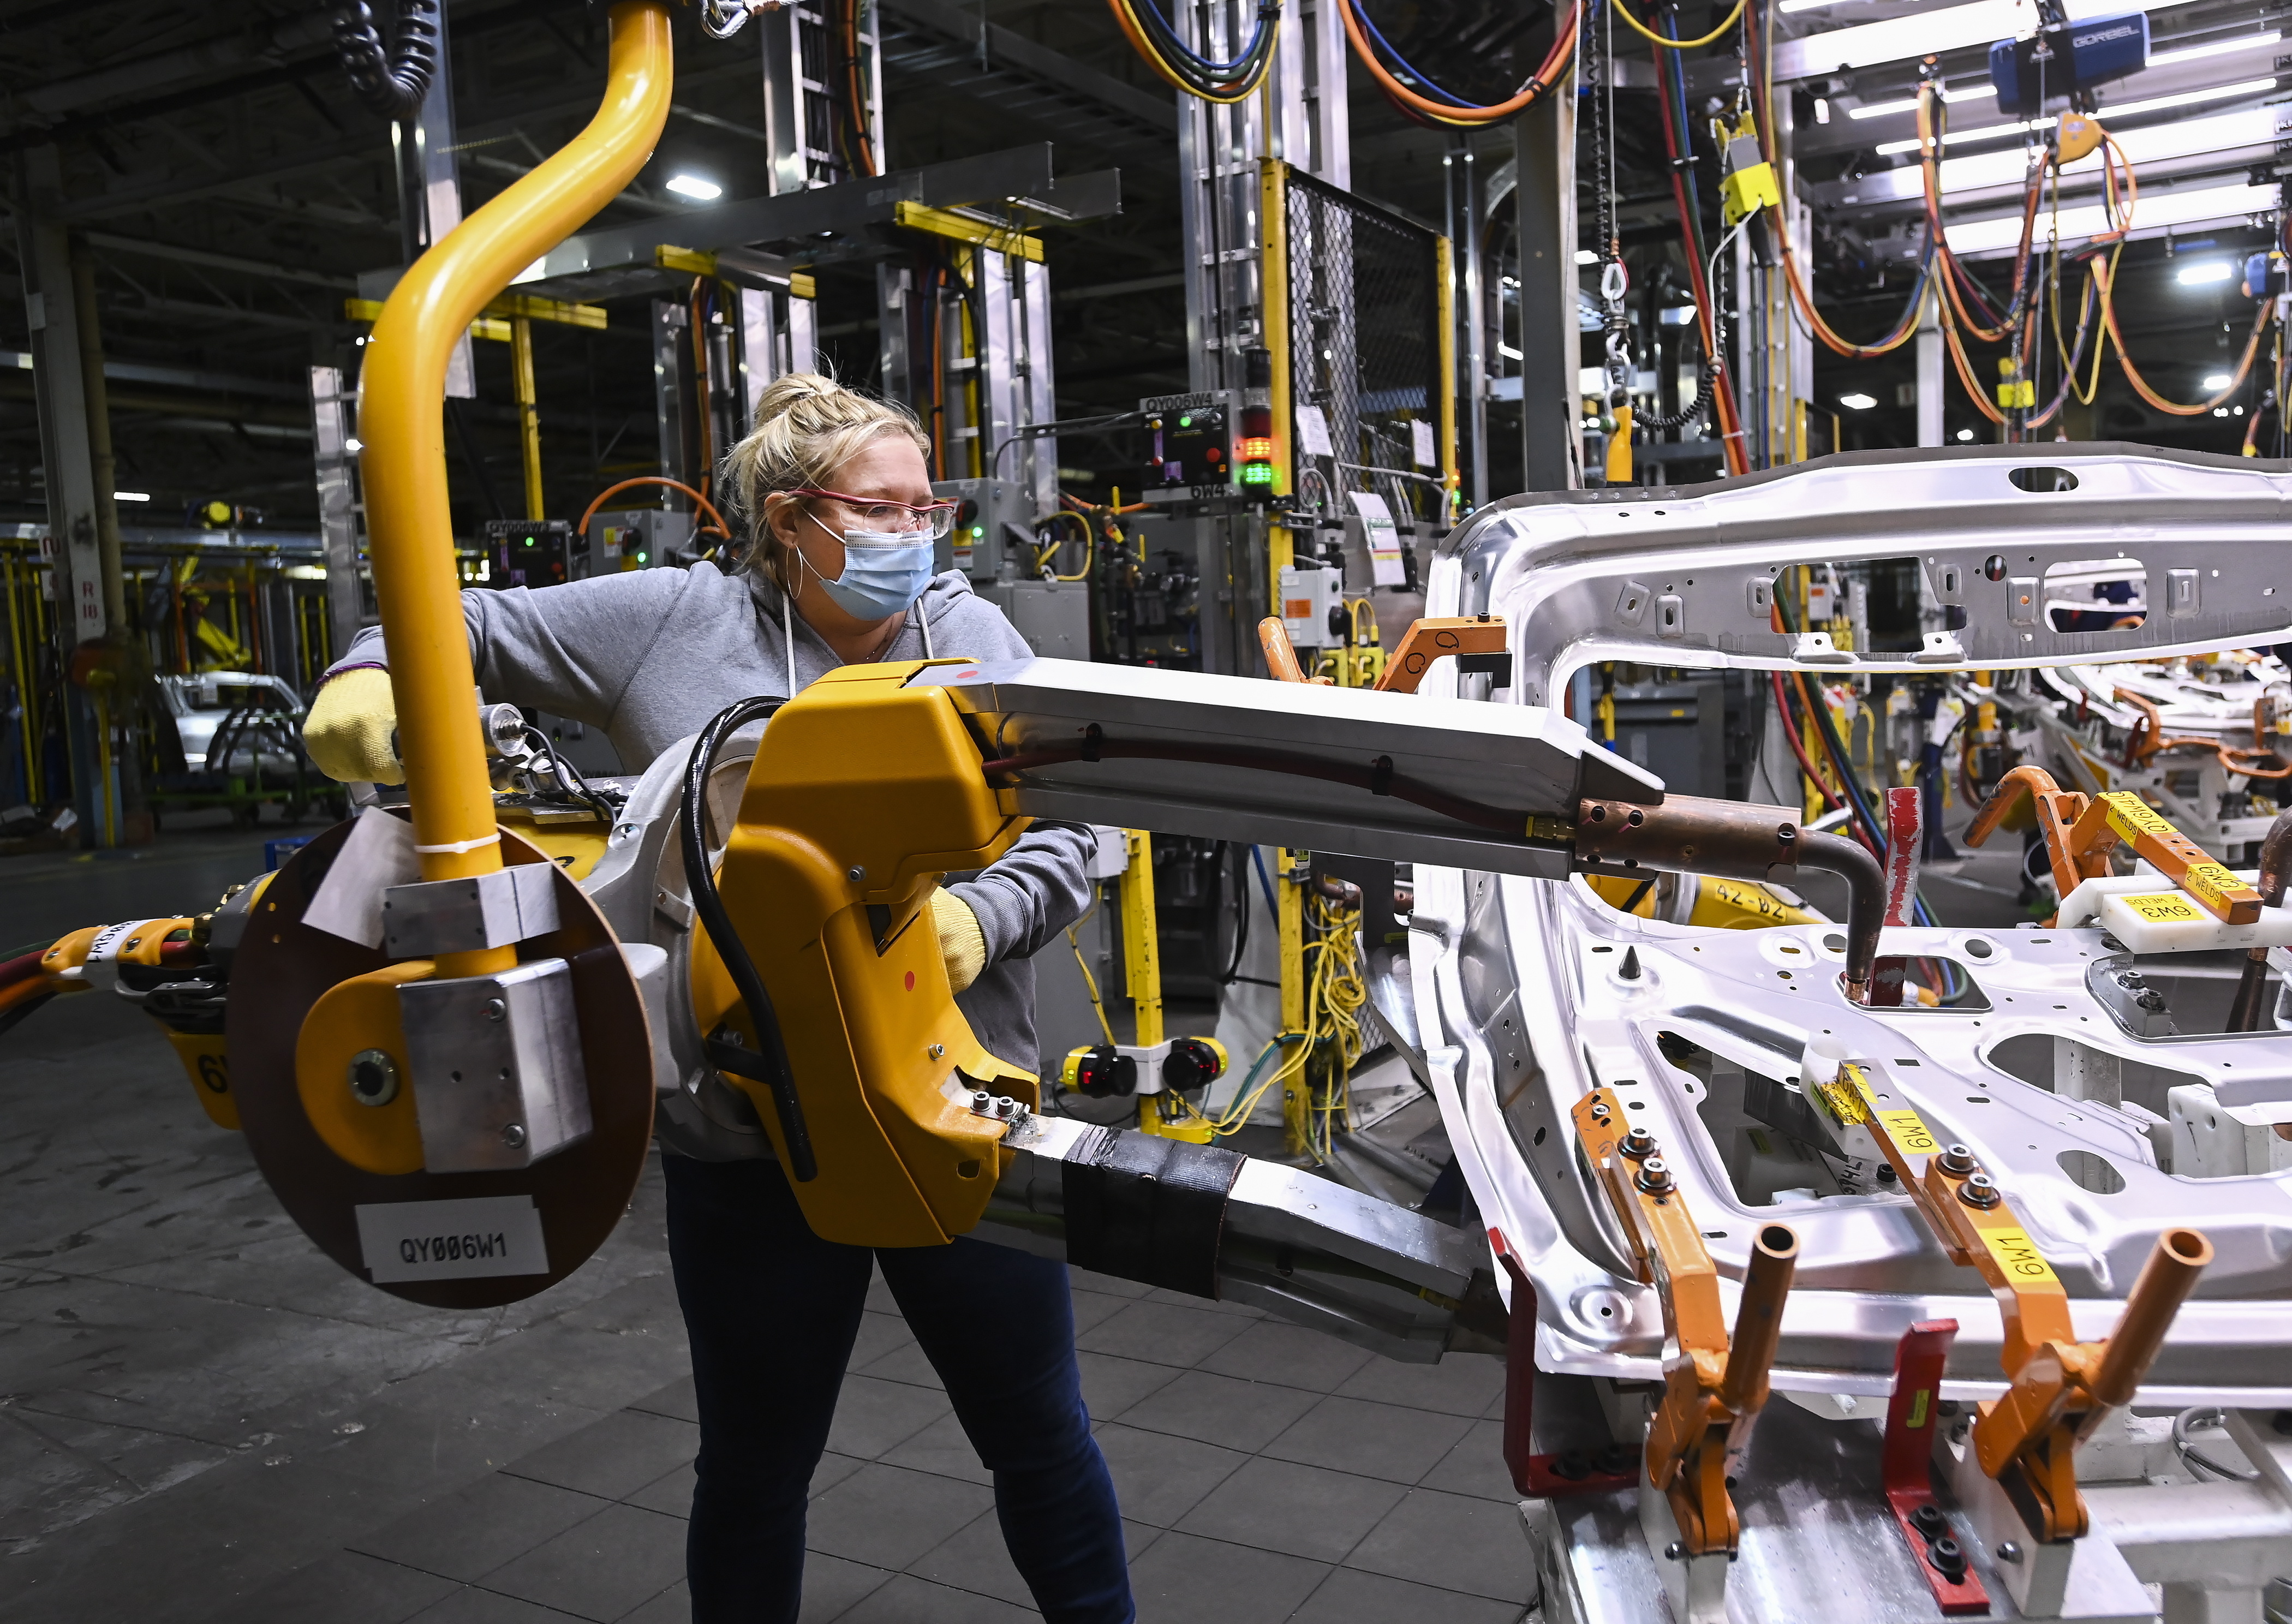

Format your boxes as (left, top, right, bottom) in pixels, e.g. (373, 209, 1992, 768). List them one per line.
(664, 1154, 1134, 1623)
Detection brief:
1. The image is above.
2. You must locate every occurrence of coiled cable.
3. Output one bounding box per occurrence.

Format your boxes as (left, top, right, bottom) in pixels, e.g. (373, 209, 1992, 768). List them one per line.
(330, 0, 442, 121)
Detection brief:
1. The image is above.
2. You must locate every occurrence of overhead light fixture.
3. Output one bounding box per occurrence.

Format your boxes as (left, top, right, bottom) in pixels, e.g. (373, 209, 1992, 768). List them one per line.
(1499, 343, 1524, 360)
(1874, 73, 2272, 160)
(2201, 372, 2234, 389)
(2179, 263, 2236, 286)
(2148, 30, 2280, 68)
(1850, 83, 1995, 120)
(1945, 179, 2275, 255)
(1573, 249, 1599, 266)
(1928, 74, 2292, 159)
(1814, 97, 1831, 124)
(1838, 392, 1878, 410)
(1874, 120, 2031, 157)
(345, 437, 363, 453)
(2096, 75, 2277, 121)
(112, 491, 151, 503)
(1660, 306, 1698, 325)
(665, 173, 723, 201)
(1956, 428, 1976, 441)
(1771, 0, 2175, 80)
(1848, 106, 2272, 208)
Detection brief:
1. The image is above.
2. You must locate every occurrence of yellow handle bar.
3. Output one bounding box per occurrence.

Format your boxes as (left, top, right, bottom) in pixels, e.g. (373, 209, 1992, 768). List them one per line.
(357, 0, 672, 972)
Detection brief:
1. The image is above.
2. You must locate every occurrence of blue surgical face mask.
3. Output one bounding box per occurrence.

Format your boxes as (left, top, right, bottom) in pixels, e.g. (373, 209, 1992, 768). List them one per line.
(802, 513, 935, 620)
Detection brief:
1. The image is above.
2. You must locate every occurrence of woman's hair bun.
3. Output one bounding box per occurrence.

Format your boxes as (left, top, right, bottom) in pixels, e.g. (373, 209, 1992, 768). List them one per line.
(720, 368, 930, 590)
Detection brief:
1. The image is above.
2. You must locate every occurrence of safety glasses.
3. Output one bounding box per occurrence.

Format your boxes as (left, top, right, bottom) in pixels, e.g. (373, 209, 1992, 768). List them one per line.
(780, 488, 960, 540)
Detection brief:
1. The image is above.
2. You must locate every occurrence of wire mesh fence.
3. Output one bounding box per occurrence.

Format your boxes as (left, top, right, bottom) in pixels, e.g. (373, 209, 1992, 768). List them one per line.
(1281, 168, 1447, 529)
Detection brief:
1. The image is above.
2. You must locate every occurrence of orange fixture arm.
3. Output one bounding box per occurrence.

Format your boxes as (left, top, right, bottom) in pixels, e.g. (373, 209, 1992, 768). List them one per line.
(357, 1, 673, 975)
(1839, 1063, 2212, 1544)
(1375, 615, 1508, 695)
(2063, 791, 2263, 924)
(1571, 1088, 1798, 1556)
(1963, 764, 2104, 911)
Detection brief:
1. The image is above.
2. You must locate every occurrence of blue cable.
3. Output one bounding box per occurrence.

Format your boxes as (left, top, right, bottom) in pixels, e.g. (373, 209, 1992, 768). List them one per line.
(1348, 0, 1476, 108)
(1250, 844, 1279, 918)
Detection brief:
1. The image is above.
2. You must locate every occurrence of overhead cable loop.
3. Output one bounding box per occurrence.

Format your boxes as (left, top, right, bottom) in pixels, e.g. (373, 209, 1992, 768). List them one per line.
(1341, 0, 1580, 128)
(330, 0, 442, 121)
(1613, 0, 1744, 49)
(1108, 0, 1281, 103)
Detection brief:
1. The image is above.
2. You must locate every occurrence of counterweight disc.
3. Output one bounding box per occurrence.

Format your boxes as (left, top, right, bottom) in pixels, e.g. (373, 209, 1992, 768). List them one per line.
(227, 815, 655, 1307)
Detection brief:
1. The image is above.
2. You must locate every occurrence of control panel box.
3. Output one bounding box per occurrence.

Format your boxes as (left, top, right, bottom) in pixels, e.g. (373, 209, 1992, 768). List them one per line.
(984, 578, 1092, 661)
(583, 509, 694, 576)
(1279, 563, 1343, 649)
(930, 476, 1034, 581)
(1138, 391, 1244, 504)
(480, 520, 579, 590)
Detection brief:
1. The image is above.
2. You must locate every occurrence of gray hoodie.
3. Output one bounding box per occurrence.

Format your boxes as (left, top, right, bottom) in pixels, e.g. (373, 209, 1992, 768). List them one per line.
(327, 564, 1094, 1155)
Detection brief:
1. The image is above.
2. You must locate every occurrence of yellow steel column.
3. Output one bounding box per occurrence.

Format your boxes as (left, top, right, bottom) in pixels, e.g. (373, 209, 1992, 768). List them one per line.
(1259, 159, 1294, 608)
(1436, 234, 1458, 522)
(1277, 845, 1307, 1152)
(359, 1, 671, 975)
(1120, 829, 1163, 1049)
(5, 552, 38, 803)
(511, 315, 545, 521)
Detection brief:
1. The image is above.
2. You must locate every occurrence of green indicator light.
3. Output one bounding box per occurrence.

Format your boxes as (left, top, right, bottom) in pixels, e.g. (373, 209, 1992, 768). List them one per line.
(635, 551, 648, 563)
(524, 536, 536, 546)
(1178, 415, 1192, 428)
(970, 525, 984, 539)
(1240, 463, 1274, 485)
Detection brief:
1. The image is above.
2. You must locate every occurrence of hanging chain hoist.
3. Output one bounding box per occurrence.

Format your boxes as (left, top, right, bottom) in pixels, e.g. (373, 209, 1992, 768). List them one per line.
(1587, 0, 1636, 481)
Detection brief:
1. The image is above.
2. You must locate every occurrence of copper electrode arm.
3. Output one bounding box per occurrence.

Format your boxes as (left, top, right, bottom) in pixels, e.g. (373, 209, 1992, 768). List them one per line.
(1573, 796, 1885, 1002)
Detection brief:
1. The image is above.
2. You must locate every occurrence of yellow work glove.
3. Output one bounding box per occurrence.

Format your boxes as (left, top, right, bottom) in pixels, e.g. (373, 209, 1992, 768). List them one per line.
(931, 889, 987, 993)
(303, 667, 404, 784)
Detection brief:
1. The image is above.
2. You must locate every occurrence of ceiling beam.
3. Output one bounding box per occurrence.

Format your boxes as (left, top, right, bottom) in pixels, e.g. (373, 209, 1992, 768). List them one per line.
(83, 231, 357, 292)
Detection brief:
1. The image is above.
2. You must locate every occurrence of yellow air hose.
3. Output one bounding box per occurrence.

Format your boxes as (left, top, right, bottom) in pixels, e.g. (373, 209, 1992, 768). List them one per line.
(357, 1, 673, 977)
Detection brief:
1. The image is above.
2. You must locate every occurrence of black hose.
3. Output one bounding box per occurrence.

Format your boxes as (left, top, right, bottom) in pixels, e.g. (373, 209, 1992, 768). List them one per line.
(679, 698, 816, 1181)
(331, 0, 443, 121)
(1797, 829, 1884, 999)
(1218, 841, 1251, 986)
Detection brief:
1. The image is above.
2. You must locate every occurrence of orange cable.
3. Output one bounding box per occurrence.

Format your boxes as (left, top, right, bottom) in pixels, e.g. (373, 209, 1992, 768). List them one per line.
(576, 476, 731, 542)
(1339, 0, 1578, 127)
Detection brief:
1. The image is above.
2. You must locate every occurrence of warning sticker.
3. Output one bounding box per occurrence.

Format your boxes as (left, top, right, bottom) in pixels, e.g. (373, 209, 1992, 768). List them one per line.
(2120, 892, 2203, 923)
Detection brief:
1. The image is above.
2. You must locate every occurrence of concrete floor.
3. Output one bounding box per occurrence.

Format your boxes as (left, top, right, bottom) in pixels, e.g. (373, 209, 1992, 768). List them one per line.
(1, 823, 1532, 1624)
